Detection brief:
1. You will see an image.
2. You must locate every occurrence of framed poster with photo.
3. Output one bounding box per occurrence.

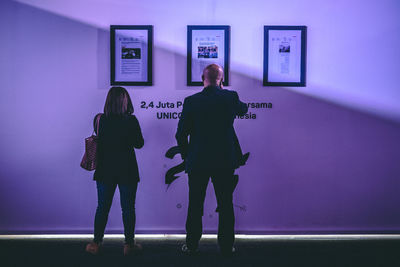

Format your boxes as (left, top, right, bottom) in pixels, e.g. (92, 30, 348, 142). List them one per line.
(110, 25, 153, 86)
(263, 26, 307, 86)
(187, 25, 230, 86)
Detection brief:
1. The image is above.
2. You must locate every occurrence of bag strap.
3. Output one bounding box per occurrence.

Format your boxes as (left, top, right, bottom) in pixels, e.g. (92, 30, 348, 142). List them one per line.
(93, 113, 102, 136)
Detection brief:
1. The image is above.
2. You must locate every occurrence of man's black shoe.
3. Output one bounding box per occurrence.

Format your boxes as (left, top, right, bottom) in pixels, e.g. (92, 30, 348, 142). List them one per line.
(181, 244, 198, 255)
(220, 246, 236, 257)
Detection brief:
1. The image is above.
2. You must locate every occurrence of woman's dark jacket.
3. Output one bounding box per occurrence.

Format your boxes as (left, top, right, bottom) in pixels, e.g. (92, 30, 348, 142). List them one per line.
(93, 113, 144, 184)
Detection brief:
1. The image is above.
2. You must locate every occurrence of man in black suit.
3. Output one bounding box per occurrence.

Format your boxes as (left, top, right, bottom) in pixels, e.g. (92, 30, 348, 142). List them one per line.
(175, 64, 248, 256)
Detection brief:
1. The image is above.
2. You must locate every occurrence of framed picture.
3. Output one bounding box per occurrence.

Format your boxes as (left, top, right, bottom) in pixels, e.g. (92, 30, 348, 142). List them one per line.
(263, 26, 307, 86)
(110, 25, 153, 86)
(187, 25, 230, 86)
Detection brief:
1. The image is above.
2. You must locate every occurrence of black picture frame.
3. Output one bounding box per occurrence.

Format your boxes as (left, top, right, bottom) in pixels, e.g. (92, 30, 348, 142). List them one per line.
(263, 26, 307, 87)
(110, 25, 153, 86)
(187, 25, 230, 86)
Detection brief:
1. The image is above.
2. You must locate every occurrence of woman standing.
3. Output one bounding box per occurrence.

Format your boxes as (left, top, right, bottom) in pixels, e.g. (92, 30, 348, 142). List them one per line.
(86, 86, 144, 256)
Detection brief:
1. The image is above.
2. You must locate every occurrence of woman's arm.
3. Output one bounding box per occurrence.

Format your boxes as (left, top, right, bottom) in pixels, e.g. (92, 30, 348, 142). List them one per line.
(130, 115, 144, 149)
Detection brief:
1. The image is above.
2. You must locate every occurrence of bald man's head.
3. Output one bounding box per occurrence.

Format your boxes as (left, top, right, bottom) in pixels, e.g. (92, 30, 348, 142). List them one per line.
(202, 64, 224, 87)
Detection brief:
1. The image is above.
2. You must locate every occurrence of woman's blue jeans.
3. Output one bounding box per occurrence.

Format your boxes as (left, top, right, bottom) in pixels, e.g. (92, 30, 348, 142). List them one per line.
(93, 181, 138, 244)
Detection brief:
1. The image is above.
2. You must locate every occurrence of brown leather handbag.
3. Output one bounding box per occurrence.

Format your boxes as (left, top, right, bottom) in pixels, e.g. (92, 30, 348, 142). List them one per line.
(80, 114, 102, 171)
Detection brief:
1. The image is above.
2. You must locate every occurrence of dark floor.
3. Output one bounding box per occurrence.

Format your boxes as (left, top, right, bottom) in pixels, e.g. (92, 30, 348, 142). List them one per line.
(0, 236, 400, 267)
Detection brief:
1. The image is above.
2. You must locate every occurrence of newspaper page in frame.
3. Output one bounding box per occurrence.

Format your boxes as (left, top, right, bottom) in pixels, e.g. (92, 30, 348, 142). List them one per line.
(268, 30, 302, 83)
(115, 29, 148, 82)
(191, 29, 225, 83)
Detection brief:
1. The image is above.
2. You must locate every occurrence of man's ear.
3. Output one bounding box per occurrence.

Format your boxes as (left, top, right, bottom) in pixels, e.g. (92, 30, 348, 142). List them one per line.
(201, 75, 204, 81)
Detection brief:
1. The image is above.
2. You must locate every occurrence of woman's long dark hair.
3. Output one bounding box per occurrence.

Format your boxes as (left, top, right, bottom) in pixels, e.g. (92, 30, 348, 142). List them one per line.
(103, 87, 134, 116)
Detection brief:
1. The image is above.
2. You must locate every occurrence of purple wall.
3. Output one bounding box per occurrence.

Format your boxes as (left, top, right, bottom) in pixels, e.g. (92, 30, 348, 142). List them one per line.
(0, 0, 399, 234)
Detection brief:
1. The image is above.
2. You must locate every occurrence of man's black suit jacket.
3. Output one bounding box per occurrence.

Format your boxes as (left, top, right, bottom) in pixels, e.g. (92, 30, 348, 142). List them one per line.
(175, 85, 248, 174)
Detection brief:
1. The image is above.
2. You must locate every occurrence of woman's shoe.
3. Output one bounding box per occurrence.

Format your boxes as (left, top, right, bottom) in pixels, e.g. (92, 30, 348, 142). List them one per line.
(123, 242, 142, 256)
(85, 241, 102, 255)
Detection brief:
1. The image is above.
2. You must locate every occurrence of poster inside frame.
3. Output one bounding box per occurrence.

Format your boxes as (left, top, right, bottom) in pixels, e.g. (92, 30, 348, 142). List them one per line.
(263, 26, 307, 87)
(187, 25, 230, 86)
(110, 25, 153, 86)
